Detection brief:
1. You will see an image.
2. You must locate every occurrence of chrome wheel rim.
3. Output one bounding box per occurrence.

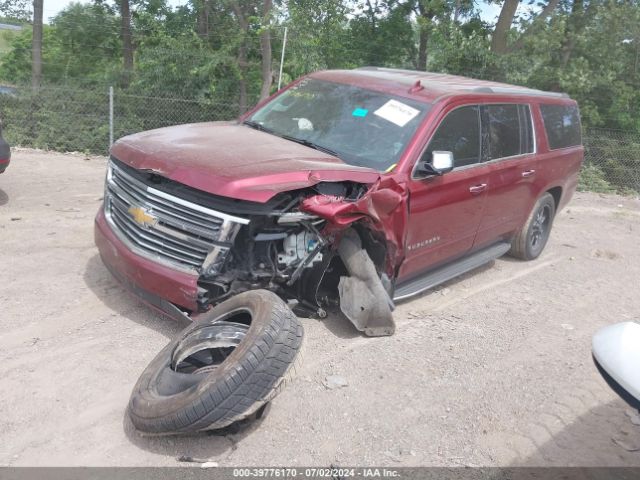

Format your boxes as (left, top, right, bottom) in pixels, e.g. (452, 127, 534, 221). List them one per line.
(171, 320, 249, 374)
(153, 310, 253, 397)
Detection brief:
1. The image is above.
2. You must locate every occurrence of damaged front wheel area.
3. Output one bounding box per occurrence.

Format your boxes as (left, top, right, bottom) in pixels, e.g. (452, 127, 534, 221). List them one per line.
(128, 290, 304, 434)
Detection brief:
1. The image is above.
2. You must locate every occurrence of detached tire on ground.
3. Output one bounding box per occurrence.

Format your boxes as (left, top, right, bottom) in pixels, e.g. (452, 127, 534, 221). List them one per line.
(509, 192, 556, 261)
(128, 290, 304, 434)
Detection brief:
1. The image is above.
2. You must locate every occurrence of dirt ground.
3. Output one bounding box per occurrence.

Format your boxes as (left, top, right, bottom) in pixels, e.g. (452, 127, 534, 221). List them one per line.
(1, 149, 640, 467)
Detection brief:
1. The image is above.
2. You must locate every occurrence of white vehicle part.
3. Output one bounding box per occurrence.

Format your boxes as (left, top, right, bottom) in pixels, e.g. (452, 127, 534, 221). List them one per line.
(278, 231, 323, 267)
(295, 117, 314, 131)
(592, 321, 640, 403)
(277, 212, 319, 224)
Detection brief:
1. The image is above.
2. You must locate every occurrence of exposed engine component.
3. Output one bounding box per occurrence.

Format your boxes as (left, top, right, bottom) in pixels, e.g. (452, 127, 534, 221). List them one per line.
(183, 181, 382, 318)
(278, 231, 323, 268)
(277, 212, 319, 224)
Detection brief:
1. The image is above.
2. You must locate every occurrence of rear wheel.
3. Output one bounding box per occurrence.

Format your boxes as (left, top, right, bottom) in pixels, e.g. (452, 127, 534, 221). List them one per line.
(128, 290, 304, 434)
(509, 192, 556, 261)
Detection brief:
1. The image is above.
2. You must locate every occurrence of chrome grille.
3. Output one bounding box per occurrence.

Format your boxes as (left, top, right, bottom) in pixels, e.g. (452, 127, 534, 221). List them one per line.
(104, 159, 249, 274)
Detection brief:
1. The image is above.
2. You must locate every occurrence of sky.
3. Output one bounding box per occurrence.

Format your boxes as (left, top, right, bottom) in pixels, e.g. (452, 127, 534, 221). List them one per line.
(41, 0, 185, 22)
(40, 0, 506, 24)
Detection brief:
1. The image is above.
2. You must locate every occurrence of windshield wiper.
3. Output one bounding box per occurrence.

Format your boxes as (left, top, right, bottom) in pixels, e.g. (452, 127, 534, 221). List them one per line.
(243, 120, 340, 158)
(279, 135, 340, 158)
(242, 120, 275, 134)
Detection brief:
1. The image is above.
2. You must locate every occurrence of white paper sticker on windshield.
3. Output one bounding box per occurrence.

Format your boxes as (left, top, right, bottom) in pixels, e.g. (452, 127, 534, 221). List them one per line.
(374, 99, 420, 127)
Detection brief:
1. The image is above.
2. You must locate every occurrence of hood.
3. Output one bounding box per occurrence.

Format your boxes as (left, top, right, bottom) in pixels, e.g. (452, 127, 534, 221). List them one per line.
(110, 122, 381, 203)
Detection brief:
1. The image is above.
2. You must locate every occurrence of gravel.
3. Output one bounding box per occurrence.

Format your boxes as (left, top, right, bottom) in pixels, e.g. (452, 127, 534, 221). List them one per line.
(1, 149, 639, 467)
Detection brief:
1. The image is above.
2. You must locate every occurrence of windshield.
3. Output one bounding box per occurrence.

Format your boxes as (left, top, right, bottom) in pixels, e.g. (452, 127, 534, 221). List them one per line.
(247, 78, 430, 172)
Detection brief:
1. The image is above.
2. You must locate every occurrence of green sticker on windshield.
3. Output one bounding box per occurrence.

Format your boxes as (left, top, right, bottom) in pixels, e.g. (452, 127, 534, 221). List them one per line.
(352, 108, 368, 118)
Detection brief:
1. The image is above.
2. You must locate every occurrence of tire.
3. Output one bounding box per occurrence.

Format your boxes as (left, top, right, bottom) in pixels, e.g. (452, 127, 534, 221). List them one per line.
(128, 289, 304, 434)
(509, 192, 556, 261)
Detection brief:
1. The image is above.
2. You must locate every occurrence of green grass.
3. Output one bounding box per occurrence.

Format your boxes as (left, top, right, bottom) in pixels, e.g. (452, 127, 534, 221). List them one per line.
(0, 27, 25, 56)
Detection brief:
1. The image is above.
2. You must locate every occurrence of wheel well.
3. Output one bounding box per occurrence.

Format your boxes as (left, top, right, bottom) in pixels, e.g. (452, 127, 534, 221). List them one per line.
(353, 224, 388, 274)
(547, 187, 562, 211)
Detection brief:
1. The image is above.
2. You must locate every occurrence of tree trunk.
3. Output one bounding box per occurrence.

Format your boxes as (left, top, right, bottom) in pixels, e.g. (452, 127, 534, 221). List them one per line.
(120, 0, 134, 87)
(415, 1, 436, 71)
(417, 27, 429, 70)
(196, 0, 210, 40)
(259, 0, 272, 101)
(232, 1, 249, 114)
(559, 0, 584, 68)
(453, 0, 461, 24)
(31, 0, 43, 90)
(238, 43, 248, 113)
(507, 0, 560, 53)
(491, 0, 519, 54)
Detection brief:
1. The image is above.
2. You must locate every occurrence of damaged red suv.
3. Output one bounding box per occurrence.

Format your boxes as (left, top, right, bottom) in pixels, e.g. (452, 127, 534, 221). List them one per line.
(95, 67, 583, 338)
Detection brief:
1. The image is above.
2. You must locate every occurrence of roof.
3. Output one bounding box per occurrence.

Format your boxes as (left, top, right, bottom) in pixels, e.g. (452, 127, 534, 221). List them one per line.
(310, 67, 569, 103)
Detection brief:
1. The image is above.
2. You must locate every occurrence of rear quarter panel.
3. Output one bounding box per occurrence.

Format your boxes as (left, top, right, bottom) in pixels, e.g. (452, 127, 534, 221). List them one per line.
(527, 101, 584, 217)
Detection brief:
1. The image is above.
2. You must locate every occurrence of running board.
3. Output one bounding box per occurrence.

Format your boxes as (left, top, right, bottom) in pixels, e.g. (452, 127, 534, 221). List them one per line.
(393, 242, 511, 302)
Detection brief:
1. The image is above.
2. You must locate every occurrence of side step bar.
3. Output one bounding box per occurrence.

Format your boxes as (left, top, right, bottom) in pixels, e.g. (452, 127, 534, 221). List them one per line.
(393, 242, 511, 302)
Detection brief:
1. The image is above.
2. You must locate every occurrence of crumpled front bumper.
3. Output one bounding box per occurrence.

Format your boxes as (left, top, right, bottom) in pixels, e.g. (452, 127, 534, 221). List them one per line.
(94, 207, 199, 315)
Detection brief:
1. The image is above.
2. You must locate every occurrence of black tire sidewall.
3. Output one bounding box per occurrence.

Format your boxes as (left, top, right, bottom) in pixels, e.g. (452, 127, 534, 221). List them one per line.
(524, 194, 555, 260)
(128, 289, 297, 430)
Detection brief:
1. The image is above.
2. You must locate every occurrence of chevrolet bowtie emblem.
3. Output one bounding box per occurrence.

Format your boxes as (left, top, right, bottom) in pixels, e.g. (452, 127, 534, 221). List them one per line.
(128, 205, 158, 228)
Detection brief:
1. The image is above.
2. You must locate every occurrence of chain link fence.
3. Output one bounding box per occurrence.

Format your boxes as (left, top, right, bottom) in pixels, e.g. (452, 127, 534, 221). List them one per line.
(582, 128, 640, 195)
(0, 84, 639, 196)
(0, 85, 243, 154)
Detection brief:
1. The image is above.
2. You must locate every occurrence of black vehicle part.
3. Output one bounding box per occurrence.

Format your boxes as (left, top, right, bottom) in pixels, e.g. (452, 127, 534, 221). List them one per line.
(337, 229, 395, 337)
(128, 290, 304, 434)
(393, 241, 511, 302)
(509, 192, 556, 260)
(593, 355, 640, 412)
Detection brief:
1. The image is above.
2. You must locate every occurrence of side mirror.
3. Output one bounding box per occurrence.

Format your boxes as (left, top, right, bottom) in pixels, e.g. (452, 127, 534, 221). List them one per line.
(415, 151, 454, 178)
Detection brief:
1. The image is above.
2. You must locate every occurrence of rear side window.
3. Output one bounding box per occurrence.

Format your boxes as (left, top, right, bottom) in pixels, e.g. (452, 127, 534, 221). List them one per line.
(427, 105, 481, 168)
(540, 104, 581, 149)
(485, 104, 534, 160)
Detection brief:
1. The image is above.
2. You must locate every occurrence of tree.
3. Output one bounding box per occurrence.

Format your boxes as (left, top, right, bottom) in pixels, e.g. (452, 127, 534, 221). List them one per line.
(3, 0, 640, 144)
(490, 0, 560, 54)
(195, 0, 209, 39)
(415, 0, 439, 70)
(407, 0, 454, 70)
(231, 0, 250, 113)
(0, 0, 30, 20)
(284, 0, 353, 76)
(119, 0, 134, 86)
(31, 0, 42, 89)
(558, 0, 586, 68)
(259, 0, 272, 100)
(490, 0, 518, 54)
(506, 0, 559, 53)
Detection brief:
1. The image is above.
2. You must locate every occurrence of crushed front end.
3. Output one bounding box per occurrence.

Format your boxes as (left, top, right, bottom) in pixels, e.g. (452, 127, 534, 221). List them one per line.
(95, 156, 398, 335)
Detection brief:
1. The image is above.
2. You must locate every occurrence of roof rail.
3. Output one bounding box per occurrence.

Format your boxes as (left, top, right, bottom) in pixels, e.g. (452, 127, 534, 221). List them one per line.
(354, 66, 570, 98)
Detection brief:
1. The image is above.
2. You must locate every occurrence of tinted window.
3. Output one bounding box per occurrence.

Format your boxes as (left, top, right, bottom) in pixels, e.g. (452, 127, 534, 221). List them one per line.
(540, 104, 582, 149)
(427, 106, 480, 167)
(486, 104, 534, 160)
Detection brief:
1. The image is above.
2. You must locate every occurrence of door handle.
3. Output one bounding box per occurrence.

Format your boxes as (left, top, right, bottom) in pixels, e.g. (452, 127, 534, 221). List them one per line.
(521, 169, 536, 178)
(469, 183, 487, 195)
